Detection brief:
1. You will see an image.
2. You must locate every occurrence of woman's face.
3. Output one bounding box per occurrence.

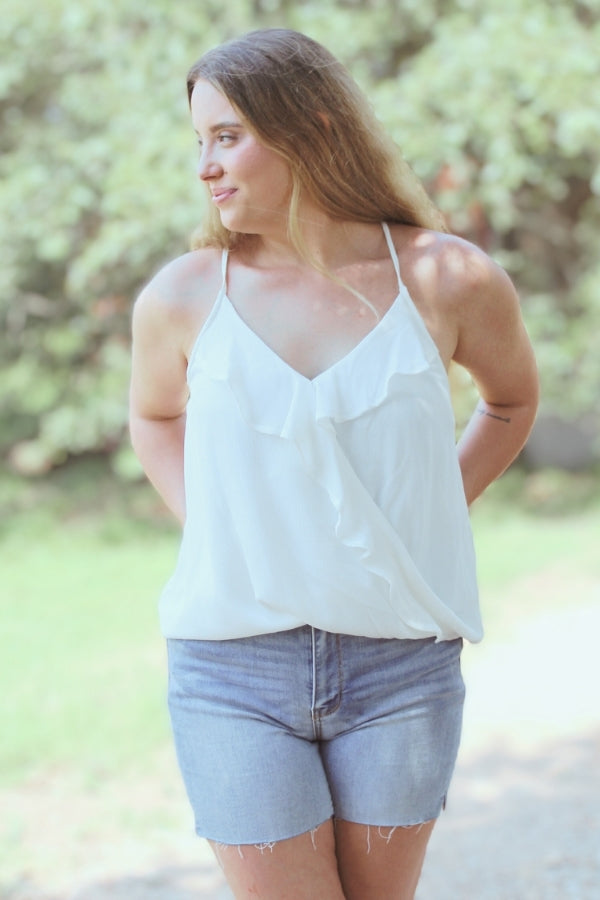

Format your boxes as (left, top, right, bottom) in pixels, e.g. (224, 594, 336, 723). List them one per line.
(190, 79, 292, 237)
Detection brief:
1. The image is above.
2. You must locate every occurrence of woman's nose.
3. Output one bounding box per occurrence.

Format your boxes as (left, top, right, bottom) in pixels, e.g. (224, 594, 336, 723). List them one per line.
(197, 149, 223, 181)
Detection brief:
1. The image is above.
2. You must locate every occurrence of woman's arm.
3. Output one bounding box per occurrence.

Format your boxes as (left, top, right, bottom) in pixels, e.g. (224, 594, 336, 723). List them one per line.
(451, 248, 539, 505)
(456, 396, 537, 507)
(129, 281, 190, 524)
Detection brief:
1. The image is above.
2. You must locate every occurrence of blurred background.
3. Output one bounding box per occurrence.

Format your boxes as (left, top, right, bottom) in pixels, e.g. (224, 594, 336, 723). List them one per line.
(1, 0, 599, 897)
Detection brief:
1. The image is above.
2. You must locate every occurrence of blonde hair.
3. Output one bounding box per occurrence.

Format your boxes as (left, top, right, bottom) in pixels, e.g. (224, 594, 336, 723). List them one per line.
(187, 28, 446, 258)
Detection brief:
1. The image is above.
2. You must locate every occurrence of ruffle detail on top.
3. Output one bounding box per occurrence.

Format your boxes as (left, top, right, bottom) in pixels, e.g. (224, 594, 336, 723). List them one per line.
(189, 289, 439, 431)
(187, 292, 481, 642)
(315, 287, 442, 424)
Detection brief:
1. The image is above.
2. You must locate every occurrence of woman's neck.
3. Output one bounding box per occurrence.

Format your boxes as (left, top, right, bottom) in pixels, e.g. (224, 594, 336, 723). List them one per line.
(249, 218, 387, 272)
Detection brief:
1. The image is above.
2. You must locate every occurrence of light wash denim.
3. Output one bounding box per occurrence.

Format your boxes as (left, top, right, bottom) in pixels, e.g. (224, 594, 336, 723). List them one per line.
(167, 627, 465, 845)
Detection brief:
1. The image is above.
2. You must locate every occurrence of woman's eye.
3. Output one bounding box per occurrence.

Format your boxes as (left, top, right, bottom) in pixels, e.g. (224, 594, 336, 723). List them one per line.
(195, 133, 236, 155)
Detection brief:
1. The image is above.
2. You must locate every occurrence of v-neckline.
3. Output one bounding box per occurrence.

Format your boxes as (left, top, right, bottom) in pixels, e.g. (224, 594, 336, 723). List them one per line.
(221, 288, 403, 386)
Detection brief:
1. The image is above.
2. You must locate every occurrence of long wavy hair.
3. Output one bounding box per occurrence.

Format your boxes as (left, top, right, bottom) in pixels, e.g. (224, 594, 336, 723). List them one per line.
(186, 28, 447, 257)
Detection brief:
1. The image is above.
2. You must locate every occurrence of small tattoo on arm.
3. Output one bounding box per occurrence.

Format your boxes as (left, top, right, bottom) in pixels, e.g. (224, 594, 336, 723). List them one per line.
(477, 407, 512, 423)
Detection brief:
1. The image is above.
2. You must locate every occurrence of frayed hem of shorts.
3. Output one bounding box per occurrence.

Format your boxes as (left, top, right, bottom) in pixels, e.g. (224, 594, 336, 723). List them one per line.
(331, 790, 448, 837)
(333, 821, 435, 854)
(205, 811, 439, 860)
(204, 817, 330, 856)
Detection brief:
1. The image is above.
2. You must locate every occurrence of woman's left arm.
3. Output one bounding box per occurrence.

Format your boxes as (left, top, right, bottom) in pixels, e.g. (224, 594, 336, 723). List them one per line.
(451, 248, 539, 506)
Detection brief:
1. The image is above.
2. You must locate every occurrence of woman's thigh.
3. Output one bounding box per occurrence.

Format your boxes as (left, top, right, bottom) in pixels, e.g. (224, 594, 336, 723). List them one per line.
(209, 818, 434, 900)
(335, 818, 436, 900)
(210, 820, 346, 900)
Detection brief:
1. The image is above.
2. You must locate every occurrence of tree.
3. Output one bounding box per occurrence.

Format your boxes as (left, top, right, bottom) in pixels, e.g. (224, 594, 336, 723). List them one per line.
(369, 0, 600, 422)
(1, 0, 598, 475)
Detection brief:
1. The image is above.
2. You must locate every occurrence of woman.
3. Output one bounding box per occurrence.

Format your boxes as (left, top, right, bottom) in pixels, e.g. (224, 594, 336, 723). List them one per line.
(129, 28, 538, 900)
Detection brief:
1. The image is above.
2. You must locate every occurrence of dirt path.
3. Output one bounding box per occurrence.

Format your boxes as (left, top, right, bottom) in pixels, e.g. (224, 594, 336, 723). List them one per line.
(417, 595, 600, 899)
(3, 585, 599, 900)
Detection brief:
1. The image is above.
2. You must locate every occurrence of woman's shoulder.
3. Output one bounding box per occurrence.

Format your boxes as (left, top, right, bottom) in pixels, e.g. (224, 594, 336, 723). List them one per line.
(390, 224, 496, 285)
(389, 224, 513, 310)
(385, 224, 518, 366)
(136, 247, 224, 316)
(132, 247, 225, 351)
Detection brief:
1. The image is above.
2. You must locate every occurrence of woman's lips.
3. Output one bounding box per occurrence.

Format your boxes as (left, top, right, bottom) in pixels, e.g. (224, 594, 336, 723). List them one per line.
(211, 188, 237, 205)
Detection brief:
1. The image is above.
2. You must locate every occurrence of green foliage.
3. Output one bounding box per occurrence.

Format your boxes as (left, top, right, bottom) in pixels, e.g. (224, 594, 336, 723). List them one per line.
(371, 0, 600, 419)
(1, 0, 598, 474)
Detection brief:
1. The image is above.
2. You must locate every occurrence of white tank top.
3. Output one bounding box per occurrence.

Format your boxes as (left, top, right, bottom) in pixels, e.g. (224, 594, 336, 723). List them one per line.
(159, 223, 482, 643)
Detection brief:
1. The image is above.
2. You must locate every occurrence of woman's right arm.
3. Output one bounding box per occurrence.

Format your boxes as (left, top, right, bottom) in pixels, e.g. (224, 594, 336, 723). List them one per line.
(129, 281, 190, 525)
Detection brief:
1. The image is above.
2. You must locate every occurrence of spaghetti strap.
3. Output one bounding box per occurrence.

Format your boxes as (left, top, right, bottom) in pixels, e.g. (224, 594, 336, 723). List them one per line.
(381, 222, 405, 292)
(220, 248, 229, 287)
(381, 223, 442, 360)
(185, 250, 229, 374)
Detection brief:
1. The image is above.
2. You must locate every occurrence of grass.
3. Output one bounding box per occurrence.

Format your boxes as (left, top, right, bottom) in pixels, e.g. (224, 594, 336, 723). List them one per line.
(2, 519, 178, 784)
(470, 469, 600, 630)
(1, 460, 181, 785)
(1, 461, 599, 787)
(473, 497, 600, 589)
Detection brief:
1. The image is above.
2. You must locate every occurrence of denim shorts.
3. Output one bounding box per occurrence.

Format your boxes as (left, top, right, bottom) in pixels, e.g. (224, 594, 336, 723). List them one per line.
(166, 627, 465, 845)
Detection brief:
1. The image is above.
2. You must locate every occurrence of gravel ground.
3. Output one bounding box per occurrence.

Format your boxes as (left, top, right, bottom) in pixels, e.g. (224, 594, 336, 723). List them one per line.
(3, 589, 599, 900)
